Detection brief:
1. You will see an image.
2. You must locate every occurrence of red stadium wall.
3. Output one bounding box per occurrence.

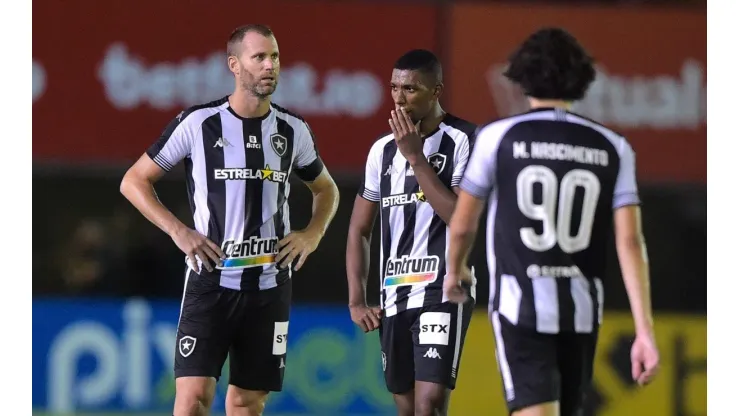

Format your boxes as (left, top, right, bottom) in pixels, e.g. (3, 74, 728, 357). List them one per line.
(445, 4, 707, 183)
(33, 1, 706, 184)
(32, 0, 439, 170)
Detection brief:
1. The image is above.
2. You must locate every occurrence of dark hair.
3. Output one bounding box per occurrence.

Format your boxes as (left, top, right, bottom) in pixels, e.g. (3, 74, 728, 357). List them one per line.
(503, 27, 596, 101)
(227, 24, 274, 57)
(394, 49, 443, 85)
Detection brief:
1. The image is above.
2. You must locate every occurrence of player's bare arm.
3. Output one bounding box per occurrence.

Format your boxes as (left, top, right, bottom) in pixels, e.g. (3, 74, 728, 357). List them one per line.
(444, 190, 485, 304)
(346, 195, 382, 332)
(614, 204, 660, 386)
(389, 108, 458, 224)
(275, 167, 339, 270)
(120, 153, 225, 273)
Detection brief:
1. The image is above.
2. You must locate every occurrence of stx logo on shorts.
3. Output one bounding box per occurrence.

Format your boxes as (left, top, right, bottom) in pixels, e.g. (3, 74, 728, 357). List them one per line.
(381, 190, 427, 208)
(218, 237, 278, 270)
(273, 321, 289, 355)
(179, 336, 197, 358)
(213, 165, 288, 183)
(383, 255, 439, 288)
(419, 312, 451, 345)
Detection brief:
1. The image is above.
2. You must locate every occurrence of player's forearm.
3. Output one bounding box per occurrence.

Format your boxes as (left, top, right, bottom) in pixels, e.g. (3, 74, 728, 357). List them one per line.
(305, 182, 340, 237)
(447, 218, 477, 277)
(120, 176, 186, 237)
(617, 235, 655, 337)
(410, 159, 457, 224)
(346, 228, 371, 306)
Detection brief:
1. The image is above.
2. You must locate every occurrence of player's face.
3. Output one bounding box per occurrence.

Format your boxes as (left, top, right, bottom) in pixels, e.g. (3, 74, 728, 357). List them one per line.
(233, 32, 280, 98)
(390, 69, 439, 124)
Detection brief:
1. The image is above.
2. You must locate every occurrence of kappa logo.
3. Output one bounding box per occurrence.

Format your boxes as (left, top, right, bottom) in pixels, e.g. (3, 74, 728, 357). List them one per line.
(381, 351, 387, 372)
(270, 133, 288, 157)
(423, 347, 442, 359)
(428, 153, 447, 175)
(213, 137, 231, 148)
(179, 336, 197, 358)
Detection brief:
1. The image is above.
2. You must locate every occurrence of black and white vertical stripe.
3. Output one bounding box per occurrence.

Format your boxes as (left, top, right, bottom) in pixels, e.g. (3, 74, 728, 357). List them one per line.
(146, 97, 323, 292)
(359, 114, 477, 317)
(460, 108, 639, 334)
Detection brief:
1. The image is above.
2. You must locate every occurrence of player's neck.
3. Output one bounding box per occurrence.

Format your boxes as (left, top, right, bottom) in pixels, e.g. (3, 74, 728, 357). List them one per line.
(418, 105, 446, 138)
(528, 98, 572, 110)
(228, 91, 271, 119)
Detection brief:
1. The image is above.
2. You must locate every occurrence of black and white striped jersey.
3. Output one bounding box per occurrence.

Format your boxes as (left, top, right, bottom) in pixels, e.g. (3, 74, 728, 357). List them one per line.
(460, 108, 640, 334)
(146, 96, 324, 291)
(359, 114, 477, 317)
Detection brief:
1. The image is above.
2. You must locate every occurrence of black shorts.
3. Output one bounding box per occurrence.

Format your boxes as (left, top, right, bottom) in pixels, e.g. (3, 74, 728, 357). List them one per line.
(174, 269, 291, 392)
(379, 300, 474, 394)
(492, 312, 598, 415)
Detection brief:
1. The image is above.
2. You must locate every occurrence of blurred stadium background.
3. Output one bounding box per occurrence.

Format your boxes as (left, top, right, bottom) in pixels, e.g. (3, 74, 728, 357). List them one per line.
(32, 0, 706, 415)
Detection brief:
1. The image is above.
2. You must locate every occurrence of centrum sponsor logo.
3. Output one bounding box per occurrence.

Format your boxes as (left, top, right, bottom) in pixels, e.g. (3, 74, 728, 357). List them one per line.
(383, 255, 439, 288)
(382, 190, 426, 208)
(214, 165, 288, 183)
(219, 237, 278, 269)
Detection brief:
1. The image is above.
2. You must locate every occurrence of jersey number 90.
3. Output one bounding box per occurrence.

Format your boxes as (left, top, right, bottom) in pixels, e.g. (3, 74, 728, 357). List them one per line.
(516, 166, 601, 254)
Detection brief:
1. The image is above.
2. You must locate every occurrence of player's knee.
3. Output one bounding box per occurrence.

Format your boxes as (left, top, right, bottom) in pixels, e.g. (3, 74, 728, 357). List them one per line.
(414, 386, 448, 416)
(392, 391, 415, 416)
(226, 387, 268, 415)
(174, 378, 216, 416)
(414, 397, 446, 416)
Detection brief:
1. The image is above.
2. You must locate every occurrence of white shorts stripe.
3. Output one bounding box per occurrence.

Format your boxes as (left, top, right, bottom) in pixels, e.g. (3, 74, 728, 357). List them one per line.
(492, 312, 515, 401)
(451, 302, 464, 377)
(177, 268, 192, 332)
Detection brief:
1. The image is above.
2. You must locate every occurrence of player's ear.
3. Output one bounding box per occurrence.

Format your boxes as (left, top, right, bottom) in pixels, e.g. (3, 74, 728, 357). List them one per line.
(227, 55, 239, 75)
(433, 83, 444, 99)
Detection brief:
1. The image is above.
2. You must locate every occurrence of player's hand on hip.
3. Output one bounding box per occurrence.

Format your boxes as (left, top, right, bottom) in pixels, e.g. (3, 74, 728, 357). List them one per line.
(171, 227, 225, 273)
(444, 267, 472, 304)
(631, 333, 660, 386)
(349, 304, 382, 333)
(276, 229, 321, 271)
(389, 108, 424, 165)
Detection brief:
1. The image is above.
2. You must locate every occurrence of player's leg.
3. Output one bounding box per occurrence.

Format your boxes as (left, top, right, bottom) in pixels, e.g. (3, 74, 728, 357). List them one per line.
(173, 270, 233, 416)
(226, 280, 292, 416)
(411, 299, 474, 416)
(557, 329, 599, 416)
(379, 309, 417, 416)
(491, 312, 561, 416)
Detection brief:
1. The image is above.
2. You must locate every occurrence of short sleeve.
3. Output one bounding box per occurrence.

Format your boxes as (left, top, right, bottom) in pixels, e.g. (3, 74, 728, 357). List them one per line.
(146, 111, 194, 172)
(459, 122, 506, 200)
(358, 142, 382, 202)
(293, 121, 325, 182)
(451, 131, 475, 187)
(613, 138, 641, 208)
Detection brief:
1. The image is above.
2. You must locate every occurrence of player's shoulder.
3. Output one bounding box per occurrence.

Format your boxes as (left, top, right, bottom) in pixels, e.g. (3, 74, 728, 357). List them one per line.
(175, 96, 230, 126)
(271, 102, 308, 125)
(159, 96, 228, 138)
(270, 102, 315, 135)
(440, 113, 478, 140)
(369, 131, 396, 152)
(476, 111, 548, 135)
(565, 111, 633, 154)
